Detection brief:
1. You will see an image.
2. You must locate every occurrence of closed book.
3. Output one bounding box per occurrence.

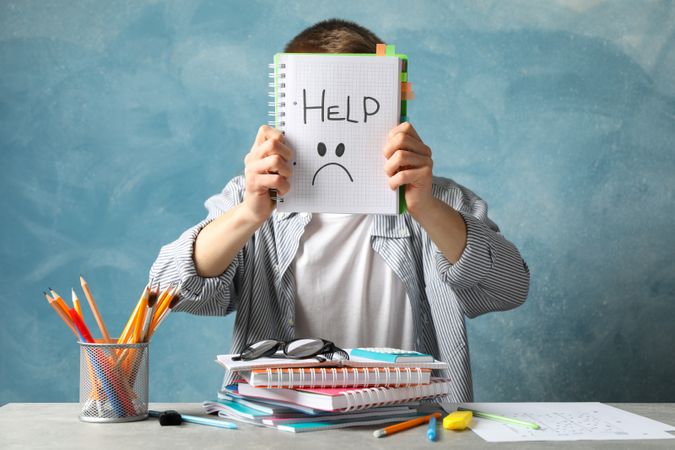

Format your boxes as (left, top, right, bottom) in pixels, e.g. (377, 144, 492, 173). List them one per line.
(216, 350, 448, 372)
(242, 366, 431, 389)
(237, 377, 452, 412)
(349, 347, 435, 363)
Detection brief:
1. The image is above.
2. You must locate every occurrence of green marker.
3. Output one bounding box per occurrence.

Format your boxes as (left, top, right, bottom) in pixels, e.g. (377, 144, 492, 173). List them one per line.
(458, 407, 540, 430)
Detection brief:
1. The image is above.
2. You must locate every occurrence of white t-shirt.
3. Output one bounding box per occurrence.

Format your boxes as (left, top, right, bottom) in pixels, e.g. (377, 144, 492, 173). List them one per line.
(292, 213, 415, 350)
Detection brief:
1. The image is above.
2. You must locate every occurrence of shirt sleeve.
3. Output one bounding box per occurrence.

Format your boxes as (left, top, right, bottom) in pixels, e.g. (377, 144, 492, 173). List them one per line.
(148, 176, 246, 316)
(430, 178, 531, 318)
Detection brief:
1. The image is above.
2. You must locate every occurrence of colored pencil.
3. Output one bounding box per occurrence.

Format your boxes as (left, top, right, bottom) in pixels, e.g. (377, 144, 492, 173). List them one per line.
(71, 288, 83, 319)
(68, 307, 95, 343)
(141, 287, 159, 342)
(147, 290, 181, 340)
(373, 412, 442, 438)
(118, 285, 149, 344)
(49, 289, 72, 321)
(80, 275, 111, 342)
(149, 286, 177, 332)
(43, 292, 78, 336)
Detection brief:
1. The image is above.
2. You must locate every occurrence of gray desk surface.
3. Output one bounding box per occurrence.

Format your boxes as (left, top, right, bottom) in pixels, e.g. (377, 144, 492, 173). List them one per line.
(1, 403, 674, 449)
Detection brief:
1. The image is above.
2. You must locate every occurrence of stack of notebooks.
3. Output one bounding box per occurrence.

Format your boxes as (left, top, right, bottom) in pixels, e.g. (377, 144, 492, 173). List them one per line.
(203, 348, 451, 433)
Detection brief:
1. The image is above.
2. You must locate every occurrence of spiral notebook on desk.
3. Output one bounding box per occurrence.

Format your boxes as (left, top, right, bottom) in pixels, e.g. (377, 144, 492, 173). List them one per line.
(268, 44, 413, 214)
(237, 377, 451, 412)
(242, 367, 432, 388)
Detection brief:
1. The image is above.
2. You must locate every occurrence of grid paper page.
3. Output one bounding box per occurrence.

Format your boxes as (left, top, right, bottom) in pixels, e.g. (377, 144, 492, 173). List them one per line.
(454, 402, 675, 442)
(276, 54, 401, 214)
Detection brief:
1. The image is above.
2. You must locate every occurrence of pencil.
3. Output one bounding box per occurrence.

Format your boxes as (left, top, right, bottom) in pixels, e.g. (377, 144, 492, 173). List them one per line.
(373, 412, 442, 438)
(147, 289, 181, 340)
(118, 285, 149, 344)
(68, 307, 95, 343)
(149, 286, 177, 332)
(80, 275, 111, 342)
(140, 287, 159, 342)
(49, 288, 72, 321)
(131, 293, 148, 344)
(71, 288, 83, 319)
(43, 291, 78, 336)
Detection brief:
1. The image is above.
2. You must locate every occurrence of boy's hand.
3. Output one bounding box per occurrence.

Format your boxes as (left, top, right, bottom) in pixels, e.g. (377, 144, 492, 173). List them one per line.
(243, 125, 293, 223)
(383, 122, 434, 216)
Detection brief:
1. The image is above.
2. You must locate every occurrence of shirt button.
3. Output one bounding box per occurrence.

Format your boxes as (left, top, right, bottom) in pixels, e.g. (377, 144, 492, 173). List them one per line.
(287, 318, 294, 327)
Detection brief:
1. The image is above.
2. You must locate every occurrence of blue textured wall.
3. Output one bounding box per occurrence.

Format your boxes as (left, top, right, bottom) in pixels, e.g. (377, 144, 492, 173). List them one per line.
(1, 1, 674, 404)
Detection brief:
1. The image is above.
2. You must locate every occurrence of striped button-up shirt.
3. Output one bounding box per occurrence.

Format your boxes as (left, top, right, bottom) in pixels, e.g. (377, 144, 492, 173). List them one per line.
(149, 175, 530, 402)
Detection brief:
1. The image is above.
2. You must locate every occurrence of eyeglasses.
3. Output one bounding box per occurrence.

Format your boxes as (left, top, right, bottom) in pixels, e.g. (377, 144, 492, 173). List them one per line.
(232, 338, 349, 362)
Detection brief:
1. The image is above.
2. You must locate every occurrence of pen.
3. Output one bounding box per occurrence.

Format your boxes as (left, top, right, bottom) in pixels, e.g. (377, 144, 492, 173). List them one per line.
(149, 410, 237, 429)
(458, 407, 540, 430)
(427, 415, 437, 441)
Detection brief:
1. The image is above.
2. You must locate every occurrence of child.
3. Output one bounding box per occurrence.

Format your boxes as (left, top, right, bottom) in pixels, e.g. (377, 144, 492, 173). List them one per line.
(149, 19, 530, 402)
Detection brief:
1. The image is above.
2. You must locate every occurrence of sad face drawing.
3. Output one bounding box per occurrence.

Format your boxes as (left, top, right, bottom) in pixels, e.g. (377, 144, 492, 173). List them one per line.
(311, 142, 354, 186)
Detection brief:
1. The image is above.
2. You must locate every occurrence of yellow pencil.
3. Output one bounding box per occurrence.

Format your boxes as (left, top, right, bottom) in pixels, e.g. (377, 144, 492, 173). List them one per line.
(118, 285, 149, 344)
(147, 287, 181, 340)
(71, 288, 83, 319)
(80, 275, 111, 342)
(149, 286, 176, 332)
(131, 295, 148, 344)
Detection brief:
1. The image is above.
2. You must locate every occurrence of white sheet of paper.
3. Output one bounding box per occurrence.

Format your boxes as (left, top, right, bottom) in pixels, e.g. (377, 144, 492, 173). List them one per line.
(275, 54, 401, 214)
(443, 402, 675, 442)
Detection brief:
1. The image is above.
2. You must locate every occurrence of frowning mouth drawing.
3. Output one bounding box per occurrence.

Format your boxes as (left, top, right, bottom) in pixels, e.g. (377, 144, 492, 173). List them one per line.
(311, 142, 354, 186)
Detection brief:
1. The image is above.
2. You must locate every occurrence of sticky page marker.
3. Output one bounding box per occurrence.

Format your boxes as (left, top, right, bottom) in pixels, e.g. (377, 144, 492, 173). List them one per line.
(443, 410, 473, 430)
(376, 43, 386, 56)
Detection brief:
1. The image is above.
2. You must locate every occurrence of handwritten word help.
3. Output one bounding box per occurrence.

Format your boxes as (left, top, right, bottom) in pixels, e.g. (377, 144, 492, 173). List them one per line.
(300, 89, 380, 124)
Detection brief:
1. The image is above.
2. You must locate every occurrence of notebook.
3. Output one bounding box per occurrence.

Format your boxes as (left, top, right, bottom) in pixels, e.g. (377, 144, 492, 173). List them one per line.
(273, 414, 419, 433)
(216, 349, 448, 372)
(349, 347, 434, 363)
(268, 45, 412, 214)
(242, 366, 431, 388)
(236, 377, 452, 412)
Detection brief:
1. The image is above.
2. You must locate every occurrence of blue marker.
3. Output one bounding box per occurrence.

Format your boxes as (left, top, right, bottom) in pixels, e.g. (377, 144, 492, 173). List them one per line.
(427, 415, 437, 441)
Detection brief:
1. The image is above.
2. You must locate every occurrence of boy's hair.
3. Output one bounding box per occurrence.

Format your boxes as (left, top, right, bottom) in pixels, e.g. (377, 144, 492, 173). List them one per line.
(284, 18, 383, 54)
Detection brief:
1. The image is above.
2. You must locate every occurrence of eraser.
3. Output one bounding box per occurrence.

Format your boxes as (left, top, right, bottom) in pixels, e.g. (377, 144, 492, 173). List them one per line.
(159, 410, 182, 426)
(443, 410, 473, 430)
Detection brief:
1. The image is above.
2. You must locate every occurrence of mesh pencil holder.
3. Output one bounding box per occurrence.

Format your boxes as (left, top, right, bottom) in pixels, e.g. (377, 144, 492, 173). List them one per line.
(78, 340, 149, 422)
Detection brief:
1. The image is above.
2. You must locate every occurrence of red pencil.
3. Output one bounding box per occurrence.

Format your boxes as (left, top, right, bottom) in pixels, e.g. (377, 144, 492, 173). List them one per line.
(68, 307, 94, 343)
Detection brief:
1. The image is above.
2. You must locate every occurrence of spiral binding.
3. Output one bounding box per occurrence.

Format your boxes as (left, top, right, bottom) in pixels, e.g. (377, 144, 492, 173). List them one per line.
(267, 61, 287, 202)
(256, 367, 426, 389)
(340, 379, 450, 412)
(267, 62, 286, 129)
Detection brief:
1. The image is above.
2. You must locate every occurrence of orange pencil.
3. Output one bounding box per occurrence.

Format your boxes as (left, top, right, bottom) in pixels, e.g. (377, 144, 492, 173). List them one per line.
(131, 294, 148, 344)
(80, 275, 111, 342)
(373, 412, 442, 438)
(43, 292, 78, 336)
(149, 287, 170, 326)
(118, 285, 149, 344)
(49, 288, 71, 320)
(147, 289, 181, 340)
(140, 287, 159, 342)
(150, 286, 177, 331)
